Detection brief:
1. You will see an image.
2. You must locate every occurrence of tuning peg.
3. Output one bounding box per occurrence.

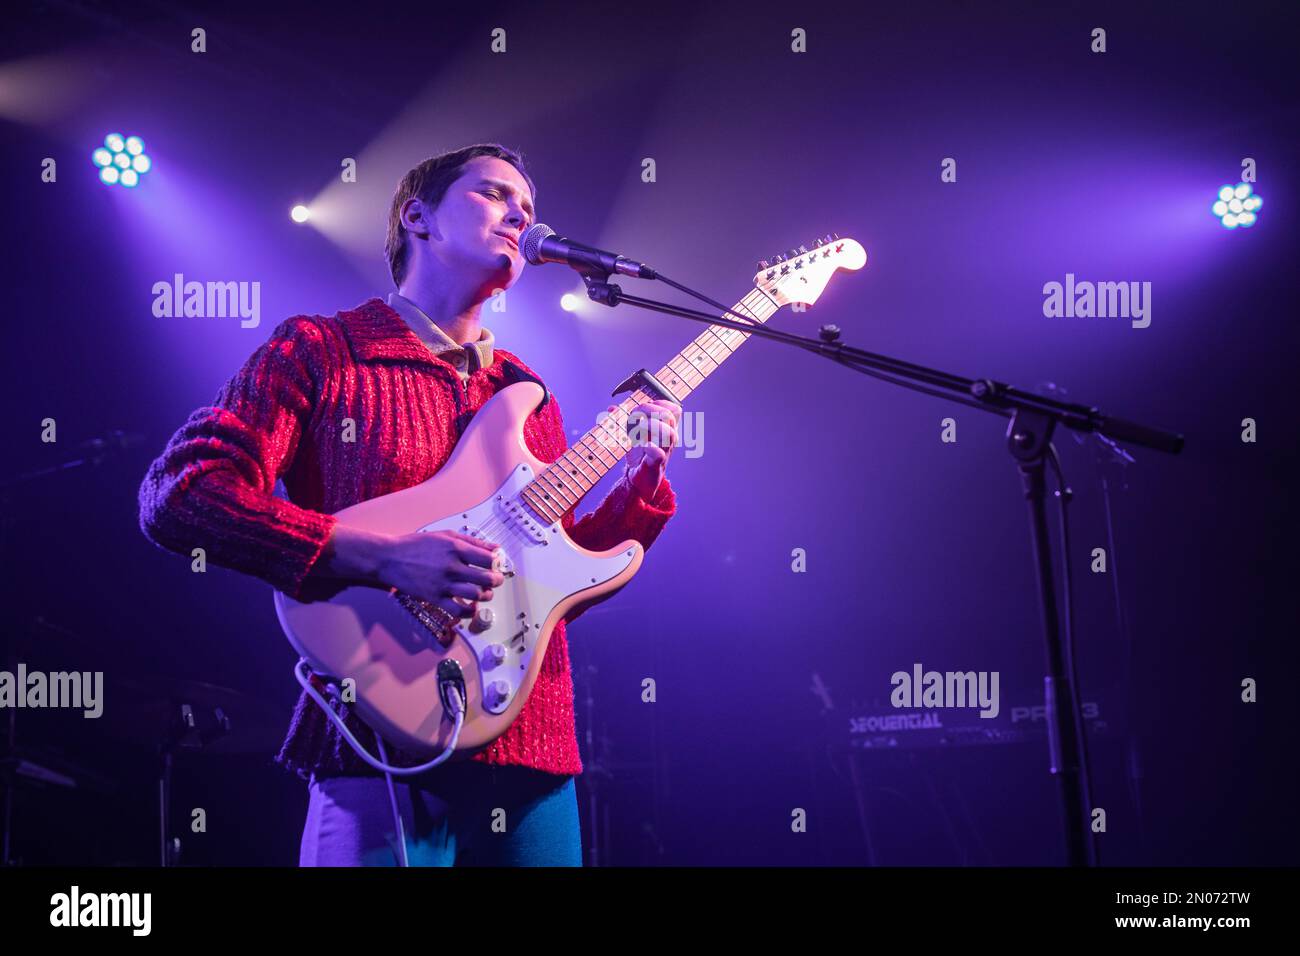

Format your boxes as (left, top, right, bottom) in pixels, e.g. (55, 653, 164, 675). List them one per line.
(831, 232, 840, 241)
(786, 248, 799, 259)
(757, 259, 770, 270)
(813, 237, 824, 248)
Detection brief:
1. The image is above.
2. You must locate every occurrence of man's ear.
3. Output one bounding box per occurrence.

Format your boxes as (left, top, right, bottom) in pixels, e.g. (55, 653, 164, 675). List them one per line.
(400, 197, 435, 240)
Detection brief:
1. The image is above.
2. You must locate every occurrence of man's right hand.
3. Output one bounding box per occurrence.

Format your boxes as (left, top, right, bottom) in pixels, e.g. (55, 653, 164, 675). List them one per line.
(317, 524, 504, 627)
(376, 529, 504, 623)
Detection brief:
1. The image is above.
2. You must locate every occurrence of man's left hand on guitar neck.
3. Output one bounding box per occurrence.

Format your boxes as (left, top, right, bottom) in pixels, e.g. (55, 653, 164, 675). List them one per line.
(617, 399, 682, 502)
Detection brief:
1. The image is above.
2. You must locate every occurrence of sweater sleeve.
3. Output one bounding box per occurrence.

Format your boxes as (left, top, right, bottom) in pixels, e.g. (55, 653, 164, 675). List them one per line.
(563, 470, 677, 554)
(541, 390, 678, 553)
(544, 395, 677, 626)
(137, 316, 340, 602)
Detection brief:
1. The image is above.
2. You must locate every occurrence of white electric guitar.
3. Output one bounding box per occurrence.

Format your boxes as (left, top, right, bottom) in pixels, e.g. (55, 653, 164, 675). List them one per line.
(275, 235, 866, 759)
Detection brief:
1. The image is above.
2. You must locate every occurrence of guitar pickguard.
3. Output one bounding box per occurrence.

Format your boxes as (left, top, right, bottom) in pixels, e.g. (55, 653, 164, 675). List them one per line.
(404, 464, 637, 715)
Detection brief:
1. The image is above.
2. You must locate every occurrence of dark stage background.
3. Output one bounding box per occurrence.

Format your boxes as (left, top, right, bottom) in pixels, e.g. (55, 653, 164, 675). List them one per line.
(1, 0, 1297, 866)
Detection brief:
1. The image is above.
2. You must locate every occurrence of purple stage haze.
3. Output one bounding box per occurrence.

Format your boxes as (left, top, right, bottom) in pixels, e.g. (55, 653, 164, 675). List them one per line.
(1, 0, 1296, 866)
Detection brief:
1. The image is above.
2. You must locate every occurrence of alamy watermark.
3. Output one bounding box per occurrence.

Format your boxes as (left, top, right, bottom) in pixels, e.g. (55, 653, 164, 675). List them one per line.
(593, 408, 704, 459)
(1042, 273, 1150, 329)
(890, 662, 1000, 718)
(152, 274, 261, 328)
(49, 886, 150, 935)
(0, 664, 103, 718)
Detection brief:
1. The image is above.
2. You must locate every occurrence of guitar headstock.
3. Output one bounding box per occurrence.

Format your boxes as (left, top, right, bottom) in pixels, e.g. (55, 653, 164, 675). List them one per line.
(753, 234, 866, 309)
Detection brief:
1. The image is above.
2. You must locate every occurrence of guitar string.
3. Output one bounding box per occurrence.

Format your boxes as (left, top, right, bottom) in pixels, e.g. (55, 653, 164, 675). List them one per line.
(518, 285, 773, 529)
(399, 257, 824, 638)
(407, 280, 790, 624)
(505, 284, 776, 527)
(437, 283, 779, 595)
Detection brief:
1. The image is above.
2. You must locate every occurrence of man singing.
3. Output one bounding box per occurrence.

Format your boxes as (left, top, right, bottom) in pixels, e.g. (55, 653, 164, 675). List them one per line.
(138, 144, 681, 866)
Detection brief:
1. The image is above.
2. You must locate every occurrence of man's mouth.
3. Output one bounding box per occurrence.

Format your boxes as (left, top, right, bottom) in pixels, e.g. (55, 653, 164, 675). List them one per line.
(495, 233, 519, 252)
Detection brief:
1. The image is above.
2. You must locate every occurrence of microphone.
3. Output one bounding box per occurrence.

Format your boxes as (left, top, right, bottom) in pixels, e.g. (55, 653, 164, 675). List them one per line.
(520, 224, 657, 279)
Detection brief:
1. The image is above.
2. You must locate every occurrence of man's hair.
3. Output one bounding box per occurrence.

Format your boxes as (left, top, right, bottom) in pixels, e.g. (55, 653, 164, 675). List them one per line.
(384, 143, 536, 287)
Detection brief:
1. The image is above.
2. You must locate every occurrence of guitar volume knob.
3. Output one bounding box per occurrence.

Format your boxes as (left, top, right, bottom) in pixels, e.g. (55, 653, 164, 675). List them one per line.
(471, 606, 495, 632)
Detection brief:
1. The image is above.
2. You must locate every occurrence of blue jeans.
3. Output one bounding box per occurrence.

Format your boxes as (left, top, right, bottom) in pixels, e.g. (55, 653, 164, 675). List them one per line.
(299, 762, 582, 867)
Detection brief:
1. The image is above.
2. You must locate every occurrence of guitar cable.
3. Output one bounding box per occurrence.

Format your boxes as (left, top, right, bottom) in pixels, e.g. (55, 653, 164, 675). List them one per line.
(293, 658, 468, 867)
(374, 736, 409, 867)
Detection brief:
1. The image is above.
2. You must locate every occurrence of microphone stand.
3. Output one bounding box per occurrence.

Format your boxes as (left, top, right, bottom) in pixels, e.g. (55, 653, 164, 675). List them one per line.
(576, 265, 1183, 867)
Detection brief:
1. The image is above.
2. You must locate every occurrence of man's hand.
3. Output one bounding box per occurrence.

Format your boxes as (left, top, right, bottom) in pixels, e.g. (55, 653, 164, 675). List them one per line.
(613, 399, 681, 501)
(320, 525, 503, 645)
(376, 529, 503, 630)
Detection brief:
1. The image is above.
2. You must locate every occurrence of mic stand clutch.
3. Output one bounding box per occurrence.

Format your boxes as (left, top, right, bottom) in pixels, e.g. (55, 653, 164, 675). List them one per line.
(579, 265, 1184, 867)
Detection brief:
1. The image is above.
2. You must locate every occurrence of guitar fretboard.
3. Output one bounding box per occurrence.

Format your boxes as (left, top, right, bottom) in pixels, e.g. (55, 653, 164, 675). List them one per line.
(520, 286, 781, 524)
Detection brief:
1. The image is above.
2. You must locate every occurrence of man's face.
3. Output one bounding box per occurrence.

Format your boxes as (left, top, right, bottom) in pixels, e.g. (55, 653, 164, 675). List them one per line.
(409, 155, 535, 289)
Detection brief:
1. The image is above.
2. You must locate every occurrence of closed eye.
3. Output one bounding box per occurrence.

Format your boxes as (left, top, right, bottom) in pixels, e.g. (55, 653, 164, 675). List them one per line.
(477, 180, 533, 226)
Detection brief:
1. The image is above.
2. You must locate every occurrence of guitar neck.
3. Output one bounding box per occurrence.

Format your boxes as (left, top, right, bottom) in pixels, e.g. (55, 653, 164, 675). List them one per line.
(519, 287, 781, 524)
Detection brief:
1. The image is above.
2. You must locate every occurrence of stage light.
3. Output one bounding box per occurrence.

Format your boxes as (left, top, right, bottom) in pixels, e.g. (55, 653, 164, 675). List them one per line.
(559, 293, 580, 312)
(291, 205, 311, 223)
(1213, 182, 1261, 229)
(93, 132, 151, 188)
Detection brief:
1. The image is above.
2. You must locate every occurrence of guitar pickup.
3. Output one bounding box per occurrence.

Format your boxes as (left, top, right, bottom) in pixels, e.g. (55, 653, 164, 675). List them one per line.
(499, 496, 547, 543)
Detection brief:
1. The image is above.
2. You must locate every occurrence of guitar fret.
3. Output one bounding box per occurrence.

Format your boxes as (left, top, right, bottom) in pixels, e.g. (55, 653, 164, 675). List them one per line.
(531, 473, 572, 510)
(715, 327, 744, 348)
(672, 356, 705, 387)
(659, 368, 688, 397)
(560, 447, 595, 483)
(541, 469, 581, 508)
(598, 413, 627, 450)
(522, 486, 561, 524)
(564, 447, 601, 484)
(584, 437, 618, 469)
(685, 348, 718, 375)
(699, 335, 729, 362)
(516, 288, 780, 524)
(704, 327, 736, 354)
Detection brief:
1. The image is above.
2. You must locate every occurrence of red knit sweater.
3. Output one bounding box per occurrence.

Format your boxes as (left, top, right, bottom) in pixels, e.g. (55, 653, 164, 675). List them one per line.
(138, 297, 677, 780)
